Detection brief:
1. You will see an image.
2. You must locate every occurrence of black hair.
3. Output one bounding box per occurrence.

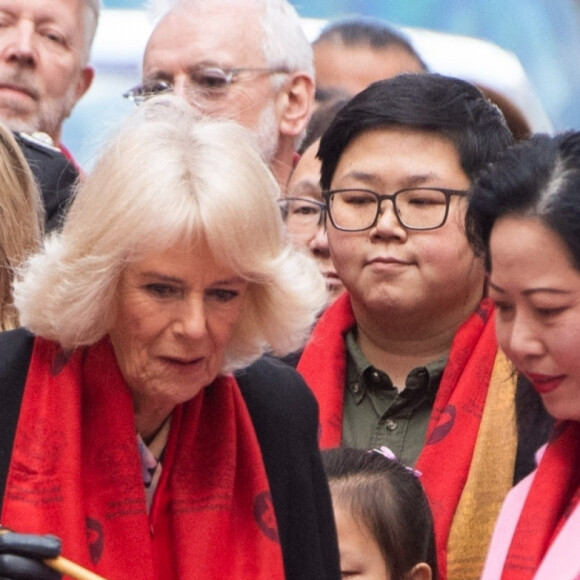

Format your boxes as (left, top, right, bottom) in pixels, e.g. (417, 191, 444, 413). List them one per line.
(322, 447, 437, 580)
(466, 130, 580, 272)
(299, 97, 349, 154)
(313, 16, 428, 72)
(317, 73, 515, 190)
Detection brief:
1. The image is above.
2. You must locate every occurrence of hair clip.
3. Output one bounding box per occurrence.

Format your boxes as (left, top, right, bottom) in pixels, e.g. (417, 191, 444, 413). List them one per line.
(370, 446, 422, 477)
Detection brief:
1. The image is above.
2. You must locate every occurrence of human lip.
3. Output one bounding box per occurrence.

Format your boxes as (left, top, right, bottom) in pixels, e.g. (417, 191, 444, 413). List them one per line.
(365, 256, 411, 269)
(158, 355, 205, 371)
(525, 372, 566, 394)
(0, 83, 36, 100)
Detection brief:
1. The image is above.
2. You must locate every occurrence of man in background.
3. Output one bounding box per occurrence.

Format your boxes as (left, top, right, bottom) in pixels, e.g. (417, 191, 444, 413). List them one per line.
(312, 16, 427, 103)
(130, 0, 315, 189)
(0, 0, 97, 151)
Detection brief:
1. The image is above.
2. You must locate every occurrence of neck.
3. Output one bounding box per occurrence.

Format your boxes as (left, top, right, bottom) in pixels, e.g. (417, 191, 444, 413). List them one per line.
(270, 143, 295, 193)
(133, 398, 174, 441)
(352, 293, 483, 386)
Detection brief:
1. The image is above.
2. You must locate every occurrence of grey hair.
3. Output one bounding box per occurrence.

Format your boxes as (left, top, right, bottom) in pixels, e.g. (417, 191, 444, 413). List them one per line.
(147, 0, 313, 80)
(14, 96, 326, 371)
(82, 0, 101, 62)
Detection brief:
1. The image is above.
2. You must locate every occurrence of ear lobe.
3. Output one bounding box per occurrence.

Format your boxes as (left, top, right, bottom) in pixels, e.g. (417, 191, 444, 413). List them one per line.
(277, 72, 315, 138)
(407, 562, 432, 580)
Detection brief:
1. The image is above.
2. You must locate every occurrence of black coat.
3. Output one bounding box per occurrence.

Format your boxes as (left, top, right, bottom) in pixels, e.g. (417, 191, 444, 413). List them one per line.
(15, 133, 78, 233)
(0, 329, 340, 580)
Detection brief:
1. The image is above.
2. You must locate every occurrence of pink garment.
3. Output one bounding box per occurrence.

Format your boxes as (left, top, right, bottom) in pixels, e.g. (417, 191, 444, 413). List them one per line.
(481, 445, 580, 580)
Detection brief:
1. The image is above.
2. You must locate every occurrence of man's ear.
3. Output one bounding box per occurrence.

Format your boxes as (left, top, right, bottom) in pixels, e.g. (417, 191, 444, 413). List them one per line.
(407, 562, 432, 580)
(74, 65, 95, 103)
(277, 72, 315, 138)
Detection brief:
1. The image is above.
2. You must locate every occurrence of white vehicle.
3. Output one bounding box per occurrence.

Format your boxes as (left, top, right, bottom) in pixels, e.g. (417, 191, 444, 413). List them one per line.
(63, 10, 553, 169)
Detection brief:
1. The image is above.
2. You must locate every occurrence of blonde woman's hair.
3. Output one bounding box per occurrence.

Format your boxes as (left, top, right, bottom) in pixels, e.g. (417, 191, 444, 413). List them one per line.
(14, 96, 326, 370)
(0, 124, 43, 330)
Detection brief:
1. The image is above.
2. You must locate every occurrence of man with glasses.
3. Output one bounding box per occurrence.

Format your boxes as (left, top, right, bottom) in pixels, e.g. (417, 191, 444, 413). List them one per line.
(127, 0, 315, 189)
(297, 73, 551, 580)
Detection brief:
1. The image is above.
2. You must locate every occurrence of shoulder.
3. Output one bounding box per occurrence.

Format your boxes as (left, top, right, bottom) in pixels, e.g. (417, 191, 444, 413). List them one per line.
(15, 132, 78, 233)
(235, 355, 319, 418)
(0, 327, 35, 382)
(235, 355, 319, 435)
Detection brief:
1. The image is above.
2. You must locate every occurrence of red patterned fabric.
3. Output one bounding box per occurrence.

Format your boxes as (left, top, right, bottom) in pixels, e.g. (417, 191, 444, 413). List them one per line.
(2, 337, 285, 580)
(298, 293, 499, 579)
(500, 421, 580, 580)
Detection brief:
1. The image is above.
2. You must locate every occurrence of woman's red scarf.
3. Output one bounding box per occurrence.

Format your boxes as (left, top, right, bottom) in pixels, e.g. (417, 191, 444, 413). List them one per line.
(500, 421, 580, 580)
(298, 293, 502, 579)
(2, 337, 285, 580)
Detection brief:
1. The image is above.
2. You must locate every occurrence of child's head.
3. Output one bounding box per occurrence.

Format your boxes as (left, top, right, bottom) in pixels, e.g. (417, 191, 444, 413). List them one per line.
(322, 447, 436, 580)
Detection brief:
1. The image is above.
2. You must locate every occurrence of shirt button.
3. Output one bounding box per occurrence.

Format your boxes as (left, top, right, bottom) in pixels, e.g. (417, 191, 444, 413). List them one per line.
(352, 383, 361, 394)
(385, 418, 398, 431)
(370, 371, 381, 383)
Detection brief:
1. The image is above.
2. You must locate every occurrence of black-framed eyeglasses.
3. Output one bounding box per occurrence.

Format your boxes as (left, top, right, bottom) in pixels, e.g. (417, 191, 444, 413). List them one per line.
(123, 65, 291, 105)
(278, 197, 326, 231)
(322, 187, 468, 232)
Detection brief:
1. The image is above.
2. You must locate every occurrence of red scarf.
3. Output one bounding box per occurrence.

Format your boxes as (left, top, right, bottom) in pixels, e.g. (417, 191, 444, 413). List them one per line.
(501, 421, 580, 580)
(2, 337, 285, 580)
(298, 293, 499, 579)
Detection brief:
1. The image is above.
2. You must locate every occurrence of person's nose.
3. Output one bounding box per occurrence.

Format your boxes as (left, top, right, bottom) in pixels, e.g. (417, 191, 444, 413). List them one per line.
(174, 295, 207, 341)
(499, 311, 545, 363)
(309, 222, 330, 257)
(2, 21, 37, 66)
(371, 199, 407, 240)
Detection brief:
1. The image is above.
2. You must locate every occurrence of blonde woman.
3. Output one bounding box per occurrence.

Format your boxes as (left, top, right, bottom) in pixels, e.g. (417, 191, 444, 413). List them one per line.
(0, 96, 339, 580)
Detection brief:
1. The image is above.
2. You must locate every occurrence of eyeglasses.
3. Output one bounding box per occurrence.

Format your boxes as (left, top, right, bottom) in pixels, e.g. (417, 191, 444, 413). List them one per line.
(123, 65, 291, 105)
(322, 187, 468, 232)
(278, 197, 326, 232)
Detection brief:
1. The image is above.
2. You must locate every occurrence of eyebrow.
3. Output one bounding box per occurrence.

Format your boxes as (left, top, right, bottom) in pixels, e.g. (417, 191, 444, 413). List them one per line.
(488, 280, 573, 296)
(139, 271, 245, 286)
(336, 170, 443, 189)
(288, 180, 323, 196)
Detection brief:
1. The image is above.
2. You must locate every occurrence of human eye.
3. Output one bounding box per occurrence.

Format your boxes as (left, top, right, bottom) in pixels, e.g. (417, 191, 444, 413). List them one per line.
(292, 201, 320, 216)
(143, 283, 180, 299)
(40, 27, 66, 46)
(489, 292, 515, 320)
(207, 288, 241, 304)
(193, 68, 229, 92)
(404, 189, 446, 206)
(534, 305, 568, 318)
(144, 79, 173, 96)
(0, 13, 14, 28)
(493, 301, 514, 315)
(339, 190, 375, 206)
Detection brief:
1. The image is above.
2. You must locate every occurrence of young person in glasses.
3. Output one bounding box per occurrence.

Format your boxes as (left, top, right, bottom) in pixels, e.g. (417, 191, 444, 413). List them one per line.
(296, 73, 553, 580)
(131, 0, 315, 190)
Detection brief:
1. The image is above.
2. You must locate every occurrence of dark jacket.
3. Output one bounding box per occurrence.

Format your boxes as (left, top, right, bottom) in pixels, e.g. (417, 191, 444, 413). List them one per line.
(15, 133, 78, 233)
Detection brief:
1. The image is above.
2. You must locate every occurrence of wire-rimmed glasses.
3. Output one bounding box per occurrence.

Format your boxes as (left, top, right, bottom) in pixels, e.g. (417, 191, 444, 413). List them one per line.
(278, 197, 326, 233)
(321, 187, 468, 232)
(123, 65, 291, 105)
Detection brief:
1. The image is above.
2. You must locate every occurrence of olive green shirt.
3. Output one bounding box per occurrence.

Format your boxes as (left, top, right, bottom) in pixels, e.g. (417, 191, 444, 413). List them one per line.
(343, 328, 446, 466)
